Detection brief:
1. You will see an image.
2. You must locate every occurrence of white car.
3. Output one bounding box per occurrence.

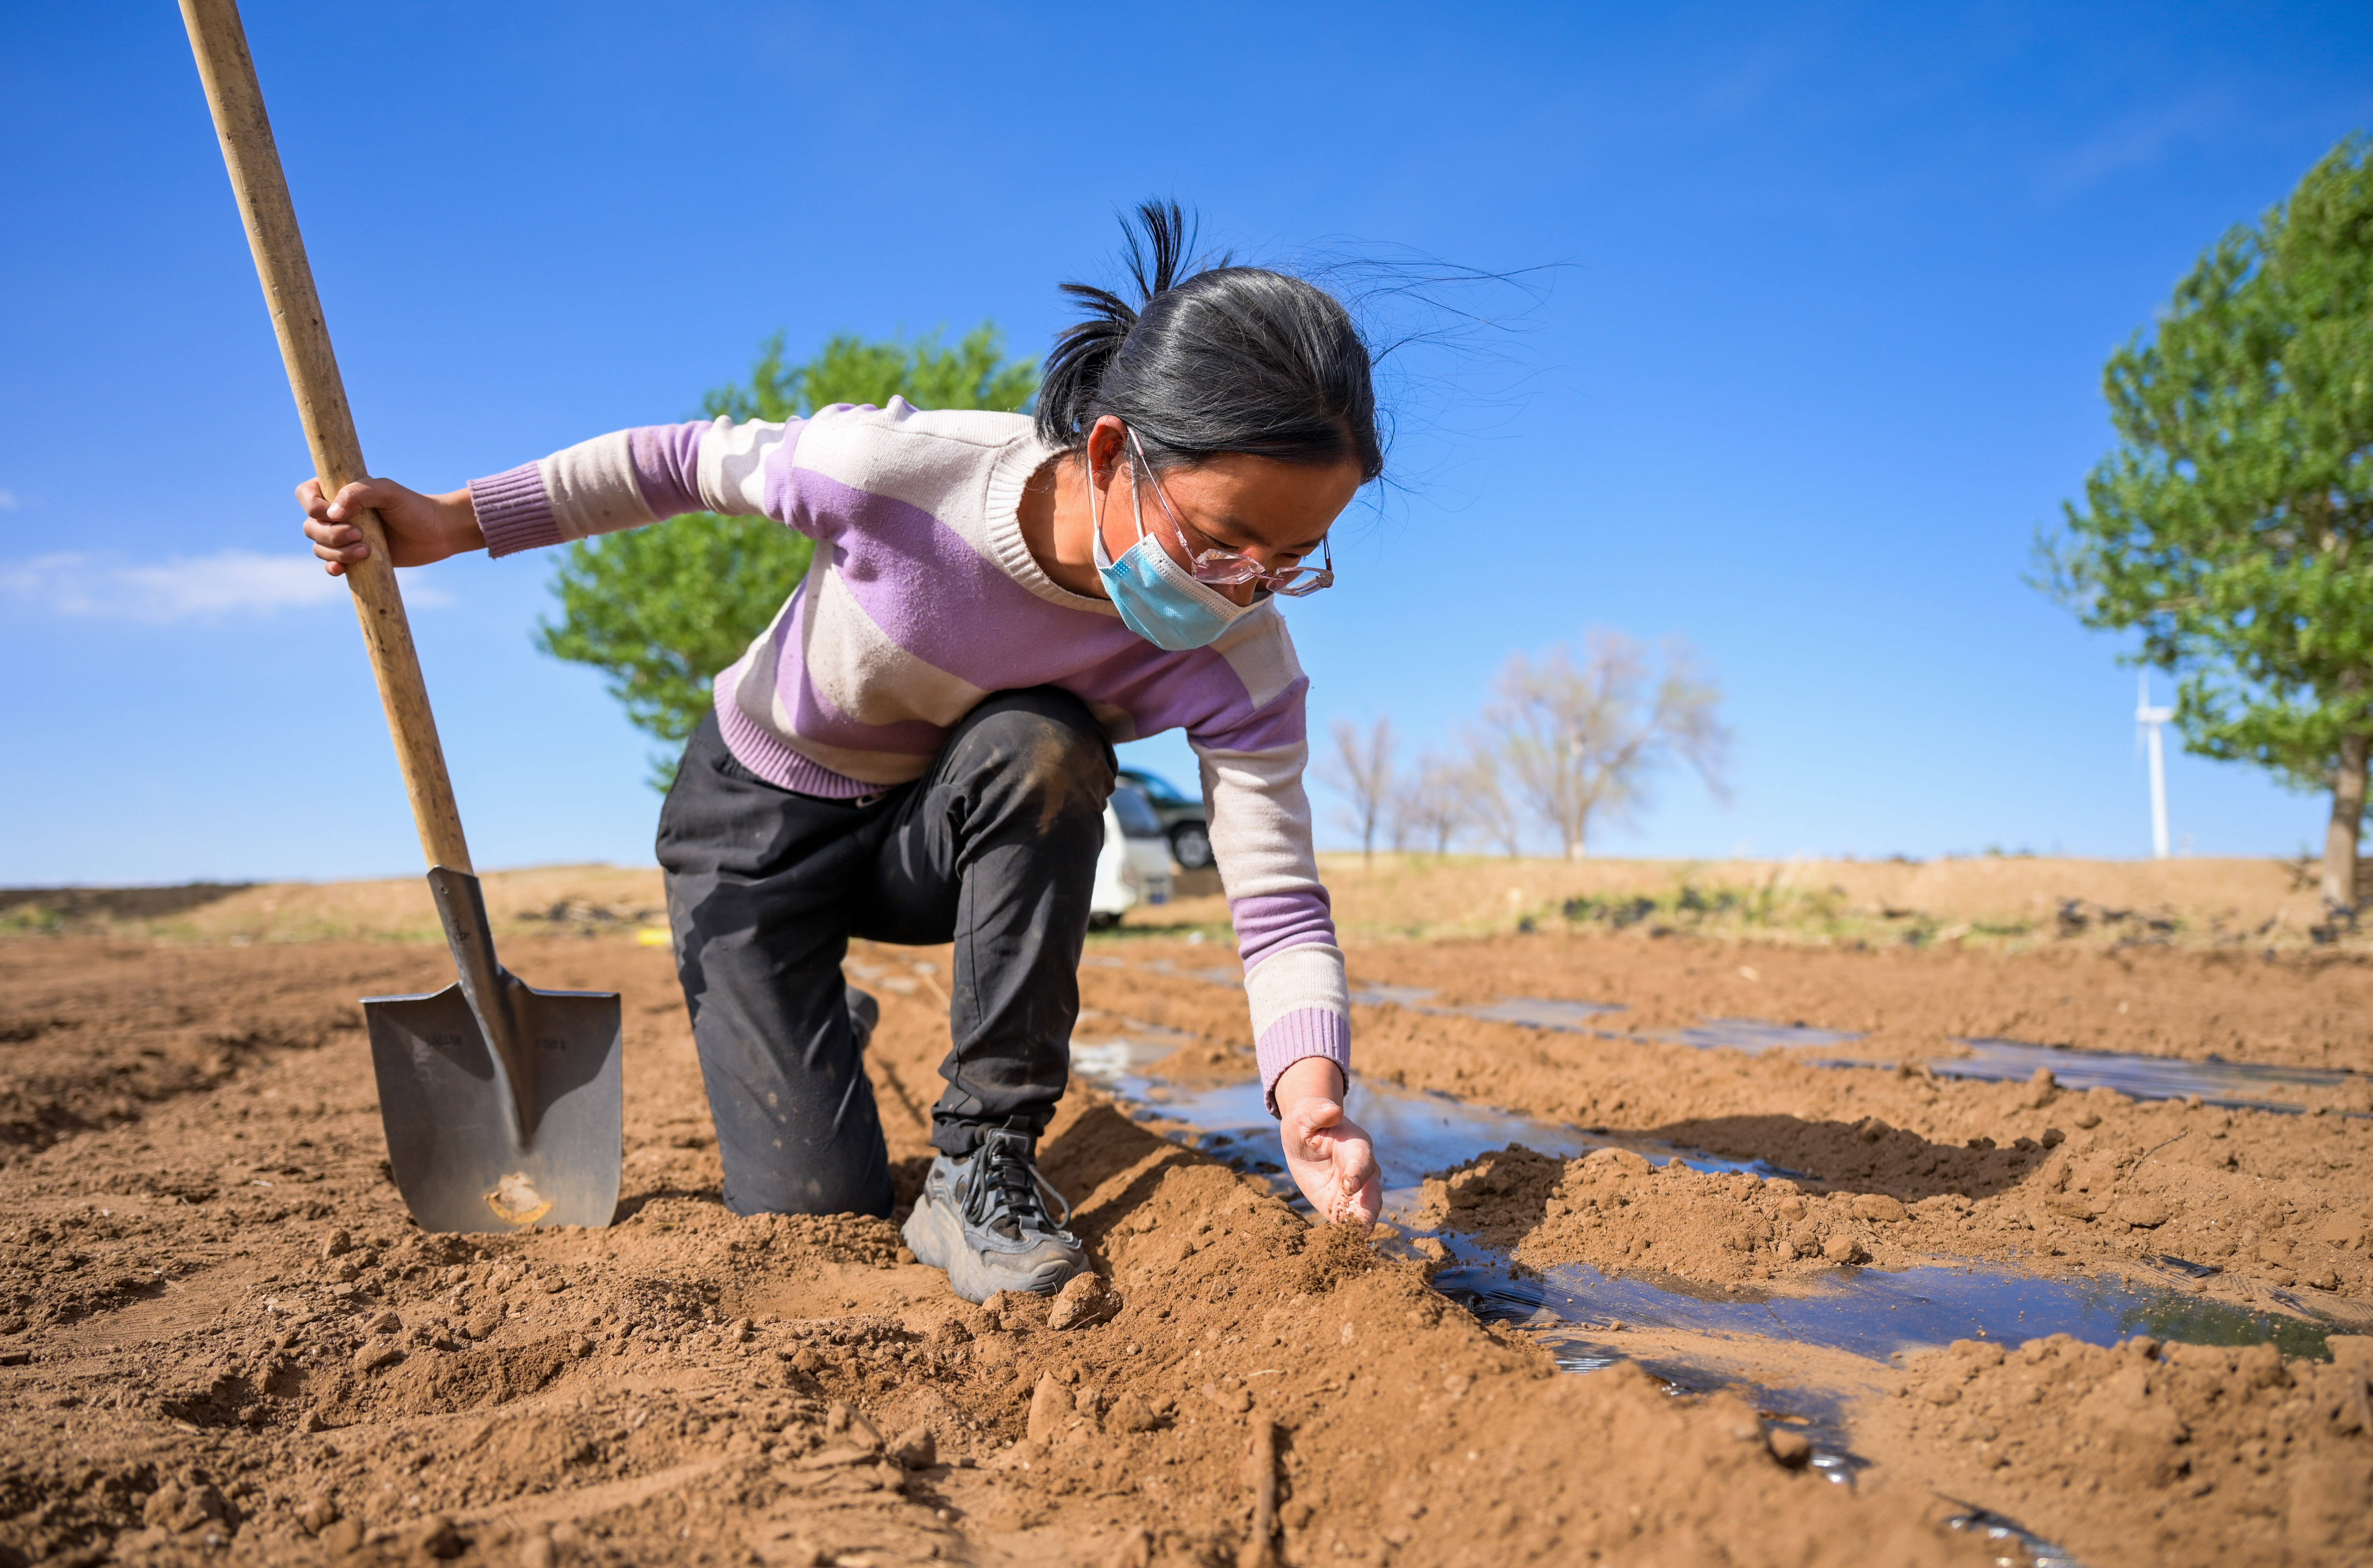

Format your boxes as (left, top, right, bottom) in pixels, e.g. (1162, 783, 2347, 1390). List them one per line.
(1090, 781, 1175, 929)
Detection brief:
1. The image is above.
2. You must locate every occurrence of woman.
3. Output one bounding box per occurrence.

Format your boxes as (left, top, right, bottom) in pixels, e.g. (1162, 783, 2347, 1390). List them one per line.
(299, 204, 1384, 1304)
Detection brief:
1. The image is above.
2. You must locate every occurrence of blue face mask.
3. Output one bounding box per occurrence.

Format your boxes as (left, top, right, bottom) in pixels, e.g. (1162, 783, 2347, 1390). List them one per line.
(1090, 441, 1253, 651)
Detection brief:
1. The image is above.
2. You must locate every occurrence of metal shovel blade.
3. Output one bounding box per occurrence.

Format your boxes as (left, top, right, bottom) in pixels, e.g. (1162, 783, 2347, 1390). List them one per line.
(363, 868, 622, 1232)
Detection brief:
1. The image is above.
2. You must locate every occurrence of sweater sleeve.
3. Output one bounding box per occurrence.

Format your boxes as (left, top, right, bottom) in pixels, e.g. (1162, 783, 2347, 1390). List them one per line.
(469, 418, 803, 558)
(1191, 673, 1350, 1118)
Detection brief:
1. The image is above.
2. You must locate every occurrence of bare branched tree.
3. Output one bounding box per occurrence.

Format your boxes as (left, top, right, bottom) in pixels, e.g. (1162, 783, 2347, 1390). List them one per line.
(1387, 781, 1418, 854)
(1393, 749, 1471, 855)
(1319, 716, 1398, 865)
(1459, 734, 1528, 858)
(1484, 630, 1731, 859)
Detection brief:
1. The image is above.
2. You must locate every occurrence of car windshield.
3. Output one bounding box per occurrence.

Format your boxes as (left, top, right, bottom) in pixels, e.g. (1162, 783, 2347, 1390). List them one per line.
(1122, 770, 1187, 806)
(1110, 784, 1166, 838)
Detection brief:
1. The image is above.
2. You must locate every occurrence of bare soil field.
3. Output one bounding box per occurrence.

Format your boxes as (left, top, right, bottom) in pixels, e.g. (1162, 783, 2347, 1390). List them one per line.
(2, 860, 2369, 1566)
(3, 852, 2362, 952)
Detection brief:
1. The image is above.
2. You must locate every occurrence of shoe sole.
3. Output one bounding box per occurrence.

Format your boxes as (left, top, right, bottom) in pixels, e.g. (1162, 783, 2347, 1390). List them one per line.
(902, 1188, 1080, 1304)
(845, 987, 879, 1052)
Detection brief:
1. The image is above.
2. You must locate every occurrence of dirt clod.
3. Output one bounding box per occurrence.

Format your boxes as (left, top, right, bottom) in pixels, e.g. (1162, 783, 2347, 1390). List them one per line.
(887, 1424, 937, 1468)
(1047, 1269, 1115, 1330)
(2025, 1067, 2059, 1108)
(409, 1513, 465, 1559)
(2113, 1194, 2172, 1227)
(1107, 1390, 1160, 1432)
(1026, 1372, 1068, 1443)
(1202, 1381, 1253, 1414)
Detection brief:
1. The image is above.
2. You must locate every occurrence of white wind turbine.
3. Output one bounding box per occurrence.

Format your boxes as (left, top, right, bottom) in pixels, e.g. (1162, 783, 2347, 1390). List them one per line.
(2135, 674, 2174, 859)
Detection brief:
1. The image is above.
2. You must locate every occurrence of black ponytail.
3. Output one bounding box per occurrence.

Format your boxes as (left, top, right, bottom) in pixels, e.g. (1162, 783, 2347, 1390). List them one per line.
(1035, 201, 1384, 482)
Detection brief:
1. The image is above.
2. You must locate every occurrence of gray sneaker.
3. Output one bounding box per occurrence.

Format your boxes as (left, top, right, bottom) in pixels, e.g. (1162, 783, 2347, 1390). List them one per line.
(902, 1124, 1084, 1304)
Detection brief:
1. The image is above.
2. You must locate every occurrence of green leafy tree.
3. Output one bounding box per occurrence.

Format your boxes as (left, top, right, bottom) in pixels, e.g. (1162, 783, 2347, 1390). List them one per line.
(536, 326, 1038, 783)
(2038, 135, 2373, 914)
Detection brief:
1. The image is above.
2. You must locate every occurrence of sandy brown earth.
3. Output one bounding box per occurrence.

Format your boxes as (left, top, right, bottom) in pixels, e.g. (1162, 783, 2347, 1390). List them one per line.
(1164, 853, 2365, 948)
(5, 852, 2362, 954)
(1076, 931, 2373, 1562)
(1082, 933, 2373, 1307)
(0, 935, 2005, 1568)
(1333, 930, 2373, 1074)
(3, 884, 2371, 1565)
(1866, 1332, 2373, 1567)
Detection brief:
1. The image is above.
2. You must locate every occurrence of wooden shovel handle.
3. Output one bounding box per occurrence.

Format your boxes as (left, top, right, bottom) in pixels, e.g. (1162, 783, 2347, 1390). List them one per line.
(180, 0, 472, 874)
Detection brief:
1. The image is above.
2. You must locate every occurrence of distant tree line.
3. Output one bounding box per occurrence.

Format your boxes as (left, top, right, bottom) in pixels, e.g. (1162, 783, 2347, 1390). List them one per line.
(1319, 629, 1732, 862)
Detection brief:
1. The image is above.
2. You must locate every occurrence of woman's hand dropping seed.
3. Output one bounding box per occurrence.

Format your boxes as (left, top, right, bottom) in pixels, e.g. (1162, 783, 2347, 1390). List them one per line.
(1277, 1059, 1380, 1226)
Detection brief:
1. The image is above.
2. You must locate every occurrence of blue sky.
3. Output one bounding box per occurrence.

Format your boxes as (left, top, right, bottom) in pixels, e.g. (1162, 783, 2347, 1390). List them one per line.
(4, 2, 2370, 885)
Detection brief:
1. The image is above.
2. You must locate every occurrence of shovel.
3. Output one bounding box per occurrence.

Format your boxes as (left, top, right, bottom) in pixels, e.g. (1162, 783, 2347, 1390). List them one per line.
(182, 0, 622, 1232)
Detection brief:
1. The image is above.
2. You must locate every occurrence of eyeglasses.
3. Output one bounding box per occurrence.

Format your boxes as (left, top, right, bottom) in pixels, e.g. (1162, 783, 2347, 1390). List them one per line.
(1126, 429, 1336, 597)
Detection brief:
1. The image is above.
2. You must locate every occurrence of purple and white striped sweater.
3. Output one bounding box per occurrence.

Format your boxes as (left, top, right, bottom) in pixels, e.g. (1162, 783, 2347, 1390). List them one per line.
(470, 401, 1349, 1112)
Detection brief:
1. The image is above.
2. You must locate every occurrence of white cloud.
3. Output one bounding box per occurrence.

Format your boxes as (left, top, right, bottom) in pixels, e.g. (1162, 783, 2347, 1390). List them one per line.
(0, 489, 19, 511)
(0, 551, 451, 622)
(2037, 93, 2234, 200)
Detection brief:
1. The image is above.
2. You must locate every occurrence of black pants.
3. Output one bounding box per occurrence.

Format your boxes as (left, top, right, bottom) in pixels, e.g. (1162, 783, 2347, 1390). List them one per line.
(655, 689, 1115, 1218)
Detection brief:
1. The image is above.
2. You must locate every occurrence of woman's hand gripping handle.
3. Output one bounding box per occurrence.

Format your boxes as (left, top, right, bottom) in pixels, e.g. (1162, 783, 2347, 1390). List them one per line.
(298, 477, 482, 575)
